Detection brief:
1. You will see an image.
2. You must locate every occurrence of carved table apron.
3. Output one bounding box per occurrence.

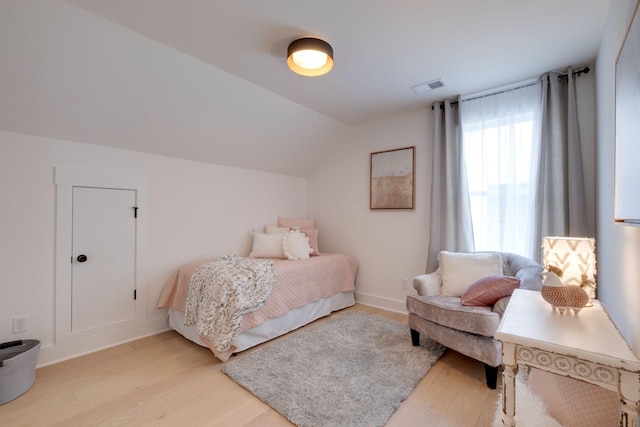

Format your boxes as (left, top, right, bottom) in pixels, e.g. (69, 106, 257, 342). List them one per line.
(495, 289, 640, 427)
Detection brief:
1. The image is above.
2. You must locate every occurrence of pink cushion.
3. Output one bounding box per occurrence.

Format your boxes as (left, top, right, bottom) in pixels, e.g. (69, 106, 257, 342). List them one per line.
(277, 216, 314, 230)
(460, 275, 520, 306)
(300, 228, 320, 255)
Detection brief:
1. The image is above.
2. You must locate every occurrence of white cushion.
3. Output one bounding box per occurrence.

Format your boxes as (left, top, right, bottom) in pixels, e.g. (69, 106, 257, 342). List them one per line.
(439, 252, 503, 297)
(248, 232, 286, 259)
(282, 229, 312, 260)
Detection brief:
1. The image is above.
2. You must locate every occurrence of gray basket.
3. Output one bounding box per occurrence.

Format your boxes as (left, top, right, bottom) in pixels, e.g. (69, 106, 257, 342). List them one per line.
(0, 339, 40, 405)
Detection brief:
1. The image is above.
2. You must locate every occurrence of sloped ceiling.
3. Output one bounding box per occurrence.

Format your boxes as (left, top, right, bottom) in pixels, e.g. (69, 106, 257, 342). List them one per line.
(0, 0, 611, 176)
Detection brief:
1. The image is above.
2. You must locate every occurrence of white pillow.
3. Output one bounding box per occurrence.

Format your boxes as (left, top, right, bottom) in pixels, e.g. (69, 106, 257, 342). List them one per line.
(249, 232, 286, 259)
(282, 229, 312, 260)
(265, 226, 290, 234)
(439, 251, 503, 297)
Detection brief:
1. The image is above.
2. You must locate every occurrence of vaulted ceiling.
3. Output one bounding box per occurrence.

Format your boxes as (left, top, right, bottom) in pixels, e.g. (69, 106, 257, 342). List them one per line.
(0, 1, 611, 176)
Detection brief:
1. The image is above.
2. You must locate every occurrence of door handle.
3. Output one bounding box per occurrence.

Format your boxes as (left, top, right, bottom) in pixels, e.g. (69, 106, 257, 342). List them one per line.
(77, 254, 88, 263)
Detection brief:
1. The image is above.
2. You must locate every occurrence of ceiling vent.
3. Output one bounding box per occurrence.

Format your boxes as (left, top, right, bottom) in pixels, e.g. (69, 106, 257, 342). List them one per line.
(411, 78, 447, 94)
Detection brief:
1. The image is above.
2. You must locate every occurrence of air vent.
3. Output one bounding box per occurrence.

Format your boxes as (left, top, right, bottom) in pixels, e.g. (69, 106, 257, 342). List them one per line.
(411, 78, 447, 94)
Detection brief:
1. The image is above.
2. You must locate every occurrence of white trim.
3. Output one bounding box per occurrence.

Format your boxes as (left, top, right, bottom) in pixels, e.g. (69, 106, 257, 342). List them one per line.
(37, 327, 169, 368)
(354, 291, 407, 314)
(51, 167, 149, 365)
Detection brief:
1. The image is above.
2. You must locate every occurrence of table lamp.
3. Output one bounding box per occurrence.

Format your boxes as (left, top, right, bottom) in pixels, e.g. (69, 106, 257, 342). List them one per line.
(542, 236, 597, 305)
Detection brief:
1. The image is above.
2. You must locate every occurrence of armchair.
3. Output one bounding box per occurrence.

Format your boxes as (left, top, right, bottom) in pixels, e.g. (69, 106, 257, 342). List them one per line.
(406, 251, 543, 388)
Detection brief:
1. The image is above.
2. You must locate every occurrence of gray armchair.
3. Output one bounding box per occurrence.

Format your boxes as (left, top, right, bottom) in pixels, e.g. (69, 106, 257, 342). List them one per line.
(406, 252, 543, 389)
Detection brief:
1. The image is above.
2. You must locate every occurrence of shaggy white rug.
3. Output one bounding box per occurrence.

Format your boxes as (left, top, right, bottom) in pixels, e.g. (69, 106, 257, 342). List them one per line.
(222, 310, 445, 427)
(492, 374, 563, 427)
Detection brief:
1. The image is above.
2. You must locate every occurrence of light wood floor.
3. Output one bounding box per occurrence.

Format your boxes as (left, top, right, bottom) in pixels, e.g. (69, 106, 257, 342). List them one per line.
(0, 304, 500, 426)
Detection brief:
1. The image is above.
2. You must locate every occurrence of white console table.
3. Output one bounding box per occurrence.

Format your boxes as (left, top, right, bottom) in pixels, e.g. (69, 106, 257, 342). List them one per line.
(495, 289, 640, 427)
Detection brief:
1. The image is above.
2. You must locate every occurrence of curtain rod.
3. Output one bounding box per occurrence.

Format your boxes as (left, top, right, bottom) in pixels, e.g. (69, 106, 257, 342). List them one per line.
(560, 66, 590, 77)
(431, 66, 590, 110)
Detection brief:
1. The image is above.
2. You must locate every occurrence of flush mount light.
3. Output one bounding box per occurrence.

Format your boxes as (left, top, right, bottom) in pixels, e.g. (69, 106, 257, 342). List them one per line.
(287, 37, 334, 77)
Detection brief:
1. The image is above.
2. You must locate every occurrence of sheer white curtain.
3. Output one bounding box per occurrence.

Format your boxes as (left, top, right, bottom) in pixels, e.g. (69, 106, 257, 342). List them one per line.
(460, 82, 543, 258)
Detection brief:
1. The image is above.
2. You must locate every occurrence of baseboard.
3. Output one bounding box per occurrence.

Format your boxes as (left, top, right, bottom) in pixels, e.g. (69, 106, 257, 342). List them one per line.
(354, 291, 407, 314)
(36, 295, 407, 367)
(37, 315, 170, 368)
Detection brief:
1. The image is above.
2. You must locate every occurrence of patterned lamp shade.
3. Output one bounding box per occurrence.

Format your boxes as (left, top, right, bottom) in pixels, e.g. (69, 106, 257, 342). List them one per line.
(542, 236, 597, 301)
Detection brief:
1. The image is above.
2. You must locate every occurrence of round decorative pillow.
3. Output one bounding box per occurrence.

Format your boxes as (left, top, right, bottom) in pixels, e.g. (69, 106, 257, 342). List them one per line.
(282, 229, 312, 260)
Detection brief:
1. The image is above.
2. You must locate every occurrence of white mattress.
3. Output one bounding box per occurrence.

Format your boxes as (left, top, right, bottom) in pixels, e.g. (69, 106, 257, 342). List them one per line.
(168, 291, 355, 354)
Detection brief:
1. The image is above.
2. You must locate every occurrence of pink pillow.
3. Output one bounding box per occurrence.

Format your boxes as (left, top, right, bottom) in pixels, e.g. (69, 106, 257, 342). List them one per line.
(277, 216, 314, 230)
(460, 275, 520, 306)
(300, 228, 320, 255)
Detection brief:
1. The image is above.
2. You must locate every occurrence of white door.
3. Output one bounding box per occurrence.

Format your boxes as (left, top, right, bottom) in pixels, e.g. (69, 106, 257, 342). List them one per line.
(71, 186, 137, 332)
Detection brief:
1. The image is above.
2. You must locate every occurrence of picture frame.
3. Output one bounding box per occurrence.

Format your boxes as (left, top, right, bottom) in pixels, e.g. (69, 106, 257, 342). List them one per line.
(614, 0, 640, 224)
(370, 146, 415, 210)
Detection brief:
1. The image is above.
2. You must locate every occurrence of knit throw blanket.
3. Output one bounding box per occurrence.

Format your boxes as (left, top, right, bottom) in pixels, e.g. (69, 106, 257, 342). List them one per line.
(185, 255, 276, 352)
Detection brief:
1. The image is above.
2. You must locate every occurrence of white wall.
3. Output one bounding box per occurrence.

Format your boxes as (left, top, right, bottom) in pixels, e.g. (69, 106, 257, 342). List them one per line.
(0, 0, 610, 365)
(595, 0, 640, 355)
(0, 0, 346, 178)
(0, 130, 307, 365)
(308, 75, 597, 313)
(308, 109, 431, 312)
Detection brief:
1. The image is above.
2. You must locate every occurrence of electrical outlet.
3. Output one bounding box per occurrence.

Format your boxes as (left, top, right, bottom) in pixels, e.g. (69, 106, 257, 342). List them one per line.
(13, 315, 28, 334)
(401, 278, 409, 290)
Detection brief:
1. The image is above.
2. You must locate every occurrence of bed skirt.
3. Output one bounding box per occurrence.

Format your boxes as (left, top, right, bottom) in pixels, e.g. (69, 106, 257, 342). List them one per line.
(168, 291, 355, 359)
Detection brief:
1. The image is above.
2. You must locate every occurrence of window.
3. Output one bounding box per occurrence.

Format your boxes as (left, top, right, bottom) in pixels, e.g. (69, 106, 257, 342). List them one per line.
(460, 83, 542, 257)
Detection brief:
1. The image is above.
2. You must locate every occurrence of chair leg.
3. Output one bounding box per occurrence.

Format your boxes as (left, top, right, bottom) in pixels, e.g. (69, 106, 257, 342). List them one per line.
(484, 364, 498, 389)
(410, 329, 420, 346)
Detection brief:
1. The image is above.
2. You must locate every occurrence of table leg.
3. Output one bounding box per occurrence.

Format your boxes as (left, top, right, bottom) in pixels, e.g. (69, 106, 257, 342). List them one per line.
(517, 363, 529, 381)
(618, 399, 638, 427)
(501, 363, 517, 427)
(619, 371, 640, 427)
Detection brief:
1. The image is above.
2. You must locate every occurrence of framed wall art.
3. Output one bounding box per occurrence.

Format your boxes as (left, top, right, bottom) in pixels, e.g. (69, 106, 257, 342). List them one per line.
(614, 0, 640, 224)
(370, 146, 415, 210)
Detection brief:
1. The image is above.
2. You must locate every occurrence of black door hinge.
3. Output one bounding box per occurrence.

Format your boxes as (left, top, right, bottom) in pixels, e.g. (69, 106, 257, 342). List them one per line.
(134, 289, 137, 300)
(133, 207, 138, 218)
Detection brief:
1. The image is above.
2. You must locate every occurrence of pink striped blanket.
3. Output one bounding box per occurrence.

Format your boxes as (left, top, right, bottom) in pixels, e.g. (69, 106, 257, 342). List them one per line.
(157, 253, 357, 359)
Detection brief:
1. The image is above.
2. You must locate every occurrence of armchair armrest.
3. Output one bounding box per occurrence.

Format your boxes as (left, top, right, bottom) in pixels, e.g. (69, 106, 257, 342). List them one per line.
(413, 269, 442, 296)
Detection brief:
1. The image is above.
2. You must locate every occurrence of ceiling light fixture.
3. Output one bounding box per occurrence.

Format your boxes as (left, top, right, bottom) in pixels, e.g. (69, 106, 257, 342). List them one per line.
(287, 37, 334, 77)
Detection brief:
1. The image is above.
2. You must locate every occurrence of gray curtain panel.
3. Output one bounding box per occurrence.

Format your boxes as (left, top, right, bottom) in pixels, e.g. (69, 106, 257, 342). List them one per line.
(426, 98, 474, 272)
(537, 67, 588, 255)
(427, 68, 589, 269)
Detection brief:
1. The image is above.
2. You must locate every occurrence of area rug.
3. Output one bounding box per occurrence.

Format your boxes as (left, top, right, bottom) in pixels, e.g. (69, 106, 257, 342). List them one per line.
(222, 310, 445, 427)
(491, 373, 562, 427)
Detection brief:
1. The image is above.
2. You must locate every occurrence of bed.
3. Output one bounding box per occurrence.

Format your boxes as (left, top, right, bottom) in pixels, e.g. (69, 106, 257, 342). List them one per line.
(157, 253, 357, 361)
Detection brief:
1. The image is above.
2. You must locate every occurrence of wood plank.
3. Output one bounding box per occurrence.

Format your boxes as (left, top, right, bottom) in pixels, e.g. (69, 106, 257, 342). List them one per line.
(0, 304, 499, 426)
